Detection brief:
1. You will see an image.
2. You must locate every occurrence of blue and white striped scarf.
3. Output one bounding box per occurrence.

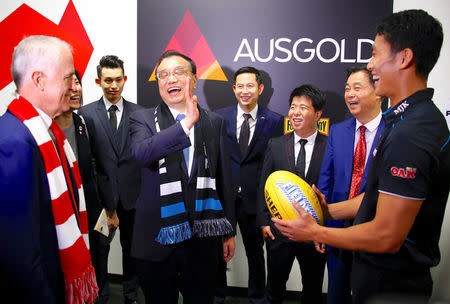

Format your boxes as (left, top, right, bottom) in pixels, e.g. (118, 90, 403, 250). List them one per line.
(154, 103, 232, 245)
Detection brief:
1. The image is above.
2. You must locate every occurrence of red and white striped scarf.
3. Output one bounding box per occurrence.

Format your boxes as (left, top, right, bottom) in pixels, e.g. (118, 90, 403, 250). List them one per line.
(8, 96, 98, 304)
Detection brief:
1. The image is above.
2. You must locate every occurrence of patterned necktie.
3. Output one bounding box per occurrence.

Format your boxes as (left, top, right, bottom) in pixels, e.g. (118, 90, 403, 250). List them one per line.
(239, 113, 251, 155)
(176, 113, 189, 171)
(349, 125, 367, 199)
(296, 139, 308, 179)
(108, 105, 118, 131)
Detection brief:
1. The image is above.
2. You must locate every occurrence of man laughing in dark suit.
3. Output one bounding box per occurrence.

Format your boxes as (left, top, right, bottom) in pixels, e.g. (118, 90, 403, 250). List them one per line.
(129, 50, 236, 304)
(258, 84, 327, 304)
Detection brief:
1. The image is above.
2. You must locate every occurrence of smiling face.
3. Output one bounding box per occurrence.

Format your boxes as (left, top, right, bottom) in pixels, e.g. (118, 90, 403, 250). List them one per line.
(233, 72, 264, 113)
(345, 70, 380, 124)
(367, 34, 402, 102)
(288, 96, 321, 138)
(43, 47, 76, 118)
(68, 74, 82, 110)
(156, 55, 196, 111)
(96, 67, 127, 104)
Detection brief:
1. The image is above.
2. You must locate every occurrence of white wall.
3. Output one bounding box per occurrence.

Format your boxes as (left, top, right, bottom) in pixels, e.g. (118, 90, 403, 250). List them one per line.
(0, 1, 448, 302)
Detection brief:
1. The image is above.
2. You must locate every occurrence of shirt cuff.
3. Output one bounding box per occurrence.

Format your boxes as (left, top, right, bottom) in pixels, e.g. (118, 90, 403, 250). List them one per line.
(180, 120, 191, 136)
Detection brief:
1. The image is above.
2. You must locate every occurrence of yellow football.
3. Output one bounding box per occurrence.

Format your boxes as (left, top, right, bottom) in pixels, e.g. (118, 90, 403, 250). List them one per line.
(264, 170, 324, 225)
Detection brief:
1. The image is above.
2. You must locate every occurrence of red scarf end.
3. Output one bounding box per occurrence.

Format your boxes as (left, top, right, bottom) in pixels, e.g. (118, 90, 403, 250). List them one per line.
(65, 263, 99, 304)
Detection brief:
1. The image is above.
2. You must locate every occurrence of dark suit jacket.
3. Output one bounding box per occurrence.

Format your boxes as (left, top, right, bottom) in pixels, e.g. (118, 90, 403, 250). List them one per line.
(257, 132, 327, 242)
(215, 105, 283, 215)
(78, 98, 142, 211)
(0, 111, 65, 303)
(317, 117, 385, 228)
(129, 106, 235, 262)
(73, 112, 102, 230)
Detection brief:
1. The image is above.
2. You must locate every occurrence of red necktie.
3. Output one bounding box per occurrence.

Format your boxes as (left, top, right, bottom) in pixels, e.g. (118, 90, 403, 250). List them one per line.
(349, 126, 366, 199)
(50, 121, 78, 214)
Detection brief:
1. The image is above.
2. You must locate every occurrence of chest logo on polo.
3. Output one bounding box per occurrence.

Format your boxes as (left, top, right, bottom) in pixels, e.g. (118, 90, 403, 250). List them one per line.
(390, 166, 417, 179)
(394, 101, 409, 115)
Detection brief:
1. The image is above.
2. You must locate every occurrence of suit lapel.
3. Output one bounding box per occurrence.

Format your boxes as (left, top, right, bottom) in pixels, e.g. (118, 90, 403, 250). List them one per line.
(306, 133, 326, 184)
(243, 107, 265, 161)
(228, 106, 240, 161)
(95, 100, 119, 156)
(117, 101, 130, 155)
(362, 117, 385, 183)
(343, 119, 356, 182)
(286, 133, 296, 172)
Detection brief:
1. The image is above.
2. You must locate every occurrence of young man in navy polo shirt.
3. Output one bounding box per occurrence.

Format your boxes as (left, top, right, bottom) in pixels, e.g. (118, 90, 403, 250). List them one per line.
(273, 9, 449, 303)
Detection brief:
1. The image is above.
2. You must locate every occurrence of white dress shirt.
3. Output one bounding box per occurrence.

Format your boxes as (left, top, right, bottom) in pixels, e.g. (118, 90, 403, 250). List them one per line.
(103, 96, 124, 127)
(294, 130, 317, 175)
(168, 107, 195, 176)
(236, 104, 258, 145)
(354, 112, 382, 166)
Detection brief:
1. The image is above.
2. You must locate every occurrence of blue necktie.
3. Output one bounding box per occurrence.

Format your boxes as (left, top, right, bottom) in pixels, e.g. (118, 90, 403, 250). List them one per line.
(176, 113, 190, 171)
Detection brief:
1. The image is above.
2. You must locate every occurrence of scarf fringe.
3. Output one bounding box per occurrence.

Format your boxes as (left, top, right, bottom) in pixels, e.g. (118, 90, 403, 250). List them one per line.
(192, 218, 233, 238)
(156, 221, 192, 245)
(65, 263, 99, 304)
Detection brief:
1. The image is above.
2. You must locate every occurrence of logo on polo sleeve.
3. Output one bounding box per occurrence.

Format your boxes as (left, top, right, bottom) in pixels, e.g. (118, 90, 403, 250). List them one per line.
(390, 166, 417, 179)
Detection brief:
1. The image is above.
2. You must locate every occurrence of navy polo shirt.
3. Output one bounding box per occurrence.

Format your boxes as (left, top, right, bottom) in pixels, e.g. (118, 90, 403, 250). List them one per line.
(353, 88, 450, 271)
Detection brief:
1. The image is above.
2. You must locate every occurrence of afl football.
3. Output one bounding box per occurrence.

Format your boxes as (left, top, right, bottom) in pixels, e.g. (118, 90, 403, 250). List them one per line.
(264, 170, 323, 225)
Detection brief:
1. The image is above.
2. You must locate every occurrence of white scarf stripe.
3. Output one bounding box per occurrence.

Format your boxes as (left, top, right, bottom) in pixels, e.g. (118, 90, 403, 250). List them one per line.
(160, 181, 182, 196)
(196, 177, 217, 190)
(77, 185, 87, 212)
(24, 114, 90, 250)
(159, 166, 167, 174)
(83, 234, 90, 249)
(47, 166, 69, 199)
(23, 116, 50, 146)
(55, 214, 82, 249)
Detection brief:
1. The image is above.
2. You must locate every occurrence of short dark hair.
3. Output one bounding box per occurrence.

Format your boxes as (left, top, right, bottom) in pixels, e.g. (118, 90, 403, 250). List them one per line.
(73, 70, 83, 106)
(289, 84, 325, 112)
(74, 70, 81, 86)
(155, 50, 196, 75)
(234, 66, 263, 85)
(346, 66, 374, 88)
(97, 55, 125, 79)
(376, 9, 443, 78)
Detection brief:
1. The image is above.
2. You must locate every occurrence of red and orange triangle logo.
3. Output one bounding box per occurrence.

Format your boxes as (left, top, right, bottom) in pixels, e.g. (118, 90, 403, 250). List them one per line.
(148, 10, 227, 82)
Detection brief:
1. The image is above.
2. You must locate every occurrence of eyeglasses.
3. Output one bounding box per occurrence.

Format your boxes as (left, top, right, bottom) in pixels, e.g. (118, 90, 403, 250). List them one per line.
(156, 66, 190, 80)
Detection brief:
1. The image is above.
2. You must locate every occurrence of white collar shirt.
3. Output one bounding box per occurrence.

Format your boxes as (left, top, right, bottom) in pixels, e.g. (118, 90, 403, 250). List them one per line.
(354, 112, 382, 166)
(103, 96, 124, 127)
(294, 130, 317, 175)
(236, 104, 258, 145)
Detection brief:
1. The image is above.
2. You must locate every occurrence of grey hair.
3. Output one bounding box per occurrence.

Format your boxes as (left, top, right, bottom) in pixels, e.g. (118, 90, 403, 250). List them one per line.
(11, 35, 72, 89)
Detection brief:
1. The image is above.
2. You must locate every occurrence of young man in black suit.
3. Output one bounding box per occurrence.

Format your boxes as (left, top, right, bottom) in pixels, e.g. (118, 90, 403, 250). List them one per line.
(78, 55, 142, 304)
(215, 66, 283, 304)
(258, 84, 327, 304)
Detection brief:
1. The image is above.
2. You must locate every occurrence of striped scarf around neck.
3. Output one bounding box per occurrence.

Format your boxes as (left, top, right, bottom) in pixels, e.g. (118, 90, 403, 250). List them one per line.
(154, 103, 233, 245)
(8, 96, 98, 304)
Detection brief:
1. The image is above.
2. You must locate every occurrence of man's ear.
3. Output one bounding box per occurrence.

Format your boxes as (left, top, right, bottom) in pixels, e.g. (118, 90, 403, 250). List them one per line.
(258, 83, 265, 96)
(315, 110, 323, 121)
(399, 48, 414, 70)
(32, 71, 45, 91)
(95, 78, 101, 86)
